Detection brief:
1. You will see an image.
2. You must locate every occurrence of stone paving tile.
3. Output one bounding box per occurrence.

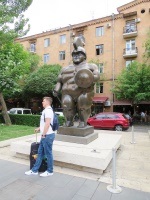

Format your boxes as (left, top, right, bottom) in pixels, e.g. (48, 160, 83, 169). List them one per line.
(76, 179, 99, 198)
(0, 179, 44, 200)
(72, 194, 90, 200)
(111, 187, 150, 200)
(91, 182, 112, 200)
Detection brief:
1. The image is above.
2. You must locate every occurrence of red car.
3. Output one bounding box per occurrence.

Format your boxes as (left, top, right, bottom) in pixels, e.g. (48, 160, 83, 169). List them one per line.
(87, 112, 129, 131)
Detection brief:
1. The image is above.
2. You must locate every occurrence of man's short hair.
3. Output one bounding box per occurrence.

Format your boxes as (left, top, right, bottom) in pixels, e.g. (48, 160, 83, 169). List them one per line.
(43, 97, 53, 104)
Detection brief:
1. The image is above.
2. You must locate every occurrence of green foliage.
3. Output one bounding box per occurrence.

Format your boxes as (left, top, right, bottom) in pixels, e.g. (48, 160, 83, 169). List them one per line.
(0, 0, 33, 46)
(9, 114, 40, 126)
(0, 42, 40, 99)
(88, 58, 106, 80)
(23, 64, 62, 98)
(113, 61, 150, 102)
(88, 58, 101, 64)
(0, 42, 29, 93)
(0, 113, 65, 126)
(28, 53, 41, 72)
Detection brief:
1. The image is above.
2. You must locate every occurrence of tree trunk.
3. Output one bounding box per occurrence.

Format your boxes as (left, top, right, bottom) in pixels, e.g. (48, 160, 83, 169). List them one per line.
(0, 92, 12, 125)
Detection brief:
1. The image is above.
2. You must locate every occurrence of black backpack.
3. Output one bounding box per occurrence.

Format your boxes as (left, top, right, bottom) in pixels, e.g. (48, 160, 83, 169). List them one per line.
(44, 108, 59, 131)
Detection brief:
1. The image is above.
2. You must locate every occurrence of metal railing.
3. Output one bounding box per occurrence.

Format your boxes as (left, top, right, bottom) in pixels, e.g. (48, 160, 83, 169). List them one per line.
(123, 47, 138, 55)
(123, 24, 137, 34)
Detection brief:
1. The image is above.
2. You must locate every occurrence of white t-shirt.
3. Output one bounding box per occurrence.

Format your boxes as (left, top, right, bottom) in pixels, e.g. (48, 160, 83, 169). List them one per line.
(40, 106, 54, 135)
(141, 112, 145, 117)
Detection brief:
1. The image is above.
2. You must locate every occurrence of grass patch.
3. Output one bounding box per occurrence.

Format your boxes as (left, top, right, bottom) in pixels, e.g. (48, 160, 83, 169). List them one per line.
(0, 124, 35, 141)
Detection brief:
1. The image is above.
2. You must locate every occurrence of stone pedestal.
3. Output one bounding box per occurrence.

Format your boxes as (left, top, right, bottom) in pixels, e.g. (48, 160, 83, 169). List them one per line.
(56, 126, 98, 144)
(11, 132, 122, 174)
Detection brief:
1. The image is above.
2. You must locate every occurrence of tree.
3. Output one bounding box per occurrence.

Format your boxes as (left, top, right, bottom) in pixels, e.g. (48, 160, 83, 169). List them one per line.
(23, 64, 62, 99)
(0, 42, 38, 125)
(2, 50, 41, 100)
(113, 61, 150, 103)
(0, 0, 33, 125)
(0, 0, 33, 46)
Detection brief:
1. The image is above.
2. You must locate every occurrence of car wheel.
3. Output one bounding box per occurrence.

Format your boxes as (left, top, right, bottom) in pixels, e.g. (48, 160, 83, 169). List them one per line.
(115, 125, 123, 131)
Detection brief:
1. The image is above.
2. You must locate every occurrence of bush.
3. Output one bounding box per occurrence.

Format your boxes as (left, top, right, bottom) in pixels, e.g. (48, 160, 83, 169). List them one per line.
(0, 114, 65, 127)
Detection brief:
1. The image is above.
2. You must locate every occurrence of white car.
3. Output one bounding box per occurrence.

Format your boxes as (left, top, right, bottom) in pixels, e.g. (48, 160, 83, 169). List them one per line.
(55, 111, 64, 116)
(8, 108, 32, 115)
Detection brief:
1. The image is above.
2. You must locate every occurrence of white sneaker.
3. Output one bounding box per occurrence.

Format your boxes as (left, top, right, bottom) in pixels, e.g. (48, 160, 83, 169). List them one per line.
(40, 171, 53, 177)
(25, 170, 38, 175)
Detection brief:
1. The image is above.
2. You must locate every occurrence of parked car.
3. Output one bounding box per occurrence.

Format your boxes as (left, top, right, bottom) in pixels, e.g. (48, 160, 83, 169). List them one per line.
(87, 112, 129, 131)
(55, 111, 64, 116)
(54, 108, 63, 112)
(8, 108, 32, 115)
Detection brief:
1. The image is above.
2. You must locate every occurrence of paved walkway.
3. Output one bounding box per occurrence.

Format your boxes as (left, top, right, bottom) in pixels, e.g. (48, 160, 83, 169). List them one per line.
(0, 159, 150, 200)
(96, 129, 150, 193)
(0, 127, 150, 199)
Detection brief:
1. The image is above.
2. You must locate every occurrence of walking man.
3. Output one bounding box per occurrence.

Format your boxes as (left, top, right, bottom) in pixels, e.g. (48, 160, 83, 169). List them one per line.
(25, 97, 55, 177)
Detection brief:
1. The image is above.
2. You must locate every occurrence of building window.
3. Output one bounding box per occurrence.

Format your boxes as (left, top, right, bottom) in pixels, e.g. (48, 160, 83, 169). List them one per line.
(60, 35, 66, 44)
(97, 63, 104, 73)
(125, 20, 136, 33)
(96, 26, 104, 37)
(59, 51, 65, 60)
(126, 39, 135, 51)
(43, 54, 50, 63)
(126, 60, 134, 68)
(96, 44, 104, 55)
(44, 38, 50, 47)
(30, 43, 36, 52)
(141, 9, 145, 14)
(96, 83, 103, 93)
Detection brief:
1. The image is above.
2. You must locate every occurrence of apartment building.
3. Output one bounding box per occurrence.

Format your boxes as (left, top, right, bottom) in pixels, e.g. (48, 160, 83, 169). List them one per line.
(16, 0, 150, 114)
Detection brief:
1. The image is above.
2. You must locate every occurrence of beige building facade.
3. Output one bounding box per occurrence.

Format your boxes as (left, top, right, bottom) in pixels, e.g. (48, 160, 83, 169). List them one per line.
(16, 0, 150, 114)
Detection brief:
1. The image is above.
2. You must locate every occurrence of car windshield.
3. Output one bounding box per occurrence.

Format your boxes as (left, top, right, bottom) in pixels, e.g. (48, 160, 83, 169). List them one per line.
(9, 109, 16, 114)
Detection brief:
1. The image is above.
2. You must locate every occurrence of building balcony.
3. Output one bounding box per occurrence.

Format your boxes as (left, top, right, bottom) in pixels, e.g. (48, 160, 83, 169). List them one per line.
(123, 47, 138, 58)
(123, 25, 138, 38)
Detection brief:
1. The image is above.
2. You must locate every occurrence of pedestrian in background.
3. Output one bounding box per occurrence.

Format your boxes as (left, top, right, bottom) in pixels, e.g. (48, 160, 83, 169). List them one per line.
(140, 111, 145, 123)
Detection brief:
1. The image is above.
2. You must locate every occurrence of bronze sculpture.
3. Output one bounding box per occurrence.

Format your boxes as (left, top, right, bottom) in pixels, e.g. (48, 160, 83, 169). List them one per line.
(53, 36, 100, 128)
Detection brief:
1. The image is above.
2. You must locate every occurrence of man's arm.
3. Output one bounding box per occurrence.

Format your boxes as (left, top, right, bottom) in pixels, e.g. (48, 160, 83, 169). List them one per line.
(34, 127, 40, 133)
(41, 118, 51, 138)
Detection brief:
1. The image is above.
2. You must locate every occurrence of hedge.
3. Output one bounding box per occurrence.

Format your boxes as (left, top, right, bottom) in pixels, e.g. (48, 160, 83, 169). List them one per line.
(0, 114, 65, 127)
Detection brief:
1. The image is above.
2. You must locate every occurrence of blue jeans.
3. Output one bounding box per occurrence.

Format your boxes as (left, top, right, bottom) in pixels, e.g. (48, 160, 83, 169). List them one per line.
(32, 133, 55, 173)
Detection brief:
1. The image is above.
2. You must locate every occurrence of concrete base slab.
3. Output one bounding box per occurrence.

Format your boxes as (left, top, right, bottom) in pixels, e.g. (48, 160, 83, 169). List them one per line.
(11, 133, 122, 174)
(57, 126, 94, 137)
(55, 132, 98, 144)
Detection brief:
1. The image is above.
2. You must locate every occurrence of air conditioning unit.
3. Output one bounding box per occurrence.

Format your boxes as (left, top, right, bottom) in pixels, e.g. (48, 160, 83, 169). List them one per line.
(104, 101, 111, 107)
(106, 23, 111, 28)
(70, 32, 75, 37)
(135, 18, 140, 23)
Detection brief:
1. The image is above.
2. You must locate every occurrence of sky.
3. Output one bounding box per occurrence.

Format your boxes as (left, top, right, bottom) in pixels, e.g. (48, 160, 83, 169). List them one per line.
(24, 0, 133, 36)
